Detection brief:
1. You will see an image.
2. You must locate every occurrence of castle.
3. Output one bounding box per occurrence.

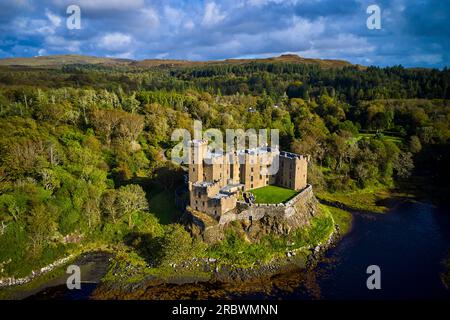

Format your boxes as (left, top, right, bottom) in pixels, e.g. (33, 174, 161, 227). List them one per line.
(188, 139, 308, 218)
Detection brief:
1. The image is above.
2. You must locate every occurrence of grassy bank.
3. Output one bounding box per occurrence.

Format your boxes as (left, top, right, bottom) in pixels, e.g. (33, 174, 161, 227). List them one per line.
(102, 205, 336, 285)
(0, 257, 75, 300)
(321, 204, 353, 237)
(316, 185, 395, 213)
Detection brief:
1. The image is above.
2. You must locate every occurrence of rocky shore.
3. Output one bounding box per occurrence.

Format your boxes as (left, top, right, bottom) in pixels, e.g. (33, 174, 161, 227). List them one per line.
(92, 224, 339, 300)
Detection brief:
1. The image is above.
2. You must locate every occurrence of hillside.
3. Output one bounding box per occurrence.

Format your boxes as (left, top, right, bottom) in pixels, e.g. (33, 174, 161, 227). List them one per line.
(0, 54, 133, 67)
(0, 54, 352, 69)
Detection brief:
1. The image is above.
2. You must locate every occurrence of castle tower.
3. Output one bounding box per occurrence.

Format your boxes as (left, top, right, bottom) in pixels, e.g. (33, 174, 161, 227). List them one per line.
(188, 139, 208, 184)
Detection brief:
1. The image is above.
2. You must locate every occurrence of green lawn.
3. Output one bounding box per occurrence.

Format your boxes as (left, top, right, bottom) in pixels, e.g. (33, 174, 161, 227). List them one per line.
(356, 133, 403, 145)
(250, 185, 298, 204)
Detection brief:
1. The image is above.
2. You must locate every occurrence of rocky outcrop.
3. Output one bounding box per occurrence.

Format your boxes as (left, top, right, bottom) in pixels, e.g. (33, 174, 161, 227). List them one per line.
(182, 185, 319, 244)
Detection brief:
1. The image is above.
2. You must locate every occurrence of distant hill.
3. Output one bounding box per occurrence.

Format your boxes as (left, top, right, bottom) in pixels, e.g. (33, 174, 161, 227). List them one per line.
(0, 54, 353, 69)
(0, 54, 133, 67)
(222, 54, 352, 68)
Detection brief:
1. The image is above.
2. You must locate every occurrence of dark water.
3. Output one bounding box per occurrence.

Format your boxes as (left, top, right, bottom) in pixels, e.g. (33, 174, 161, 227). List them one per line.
(294, 200, 450, 299)
(25, 252, 111, 300)
(28, 200, 450, 300)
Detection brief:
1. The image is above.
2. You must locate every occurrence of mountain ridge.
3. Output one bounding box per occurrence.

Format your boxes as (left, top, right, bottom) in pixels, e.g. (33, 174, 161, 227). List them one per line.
(0, 53, 353, 69)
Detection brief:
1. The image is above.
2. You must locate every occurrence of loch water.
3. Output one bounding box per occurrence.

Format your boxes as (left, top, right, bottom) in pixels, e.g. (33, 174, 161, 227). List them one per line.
(28, 200, 450, 300)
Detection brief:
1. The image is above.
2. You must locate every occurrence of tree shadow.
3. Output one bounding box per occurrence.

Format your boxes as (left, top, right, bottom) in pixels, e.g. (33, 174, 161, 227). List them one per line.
(124, 231, 162, 266)
(116, 164, 187, 224)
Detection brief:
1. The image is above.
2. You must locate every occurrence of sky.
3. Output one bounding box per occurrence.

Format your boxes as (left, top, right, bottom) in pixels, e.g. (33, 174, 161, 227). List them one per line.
(0, 0, 449, 67)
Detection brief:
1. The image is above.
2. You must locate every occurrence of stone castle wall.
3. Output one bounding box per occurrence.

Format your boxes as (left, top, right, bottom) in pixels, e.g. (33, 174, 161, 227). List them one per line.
(219, 185, 313, 225)
(183, 185, 318, 244)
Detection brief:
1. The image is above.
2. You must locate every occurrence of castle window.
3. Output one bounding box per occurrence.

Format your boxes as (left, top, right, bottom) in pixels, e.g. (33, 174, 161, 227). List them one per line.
(251, 183, 253, 188)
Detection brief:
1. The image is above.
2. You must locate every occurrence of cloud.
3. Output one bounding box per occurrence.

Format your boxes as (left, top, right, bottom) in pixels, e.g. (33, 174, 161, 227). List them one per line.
(51, 0, 145, 11)
(140, 7, 159, 28)
(45, 10, 61, 27)
(0, 0, 447, 67)
(45, 35, 80, 52)
(202, 2, 226, 27)
(98, 33, 133, 51)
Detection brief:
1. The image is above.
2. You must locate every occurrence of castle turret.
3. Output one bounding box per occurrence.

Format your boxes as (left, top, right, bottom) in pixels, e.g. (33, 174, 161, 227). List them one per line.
(188, 139, 208, 184)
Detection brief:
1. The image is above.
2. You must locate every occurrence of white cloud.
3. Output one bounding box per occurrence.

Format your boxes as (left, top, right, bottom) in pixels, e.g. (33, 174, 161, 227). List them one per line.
(270, 16, 325, 46)
(108, 51, 135, 59)
(44, 35, 80, 52)
(155, 52, 169, 59)
(202, 2, 226, 27)
(140, 7, 159, 28)
(12, 17, 57, 36)
(45, 10, 61, 27)
(184, 20, 195, 30)
(164, 6, 183, 27)
(52, 0, 144, 11)
(98, 33, 132, 51)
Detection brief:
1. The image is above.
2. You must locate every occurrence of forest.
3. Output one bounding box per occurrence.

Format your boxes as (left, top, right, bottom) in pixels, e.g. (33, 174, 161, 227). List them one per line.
(0, 57, 449, 278)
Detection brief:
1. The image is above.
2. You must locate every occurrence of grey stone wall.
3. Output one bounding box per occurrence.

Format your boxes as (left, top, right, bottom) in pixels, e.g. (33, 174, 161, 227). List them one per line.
(192, 185, 317, 244)
(219, 185, 313, 225)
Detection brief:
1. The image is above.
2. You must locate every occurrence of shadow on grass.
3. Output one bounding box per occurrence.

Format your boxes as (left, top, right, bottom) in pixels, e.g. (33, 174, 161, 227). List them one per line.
(118, 165, 186, 225)
(124, 232, 161, 266)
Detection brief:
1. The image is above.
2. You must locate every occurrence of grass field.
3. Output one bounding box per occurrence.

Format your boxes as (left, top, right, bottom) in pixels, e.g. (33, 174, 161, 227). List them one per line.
(250, 185, 298, 204)
(356, 133, 403, 145)
(316, 185, 391, 213)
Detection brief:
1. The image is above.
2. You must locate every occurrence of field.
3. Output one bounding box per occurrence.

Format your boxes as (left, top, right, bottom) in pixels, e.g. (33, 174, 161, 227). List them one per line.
(250, 185, 298, 204)
(316, 186, 391, 213)
(356, 132, 403, 145)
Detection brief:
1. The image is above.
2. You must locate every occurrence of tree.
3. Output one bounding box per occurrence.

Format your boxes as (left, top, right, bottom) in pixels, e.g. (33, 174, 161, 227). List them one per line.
(101, 190, 118, 224)
(158, 224, 194, 266)
(26, 203, 57, 256)
(394, 152, 414, 178)
(116, 184, 148, 228)
(409, 135, 422, 154)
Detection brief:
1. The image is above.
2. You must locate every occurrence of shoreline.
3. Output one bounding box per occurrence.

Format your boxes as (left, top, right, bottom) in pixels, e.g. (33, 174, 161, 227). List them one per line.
(92, 223, 340, 300)
(2, 185, 408, 300)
